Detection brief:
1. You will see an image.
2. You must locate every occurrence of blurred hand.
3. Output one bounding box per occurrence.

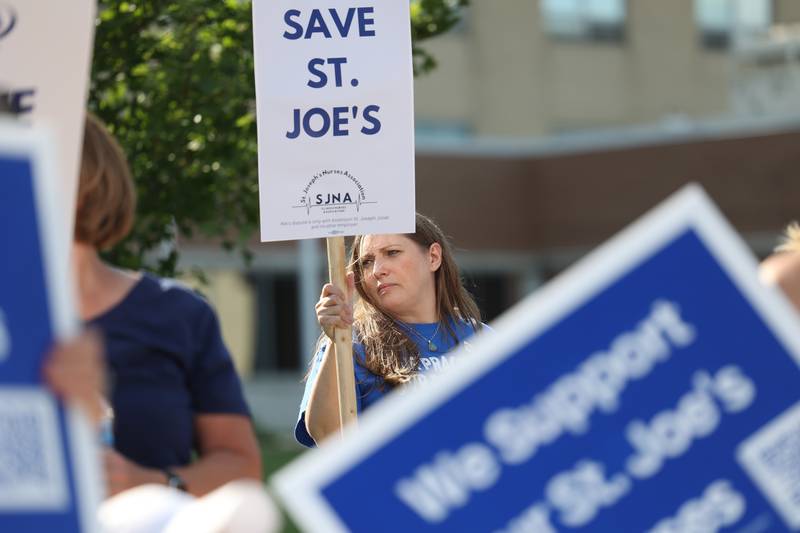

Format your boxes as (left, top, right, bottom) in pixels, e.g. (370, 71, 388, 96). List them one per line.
(761, 251, 800, 313)
(315, 273, 355, 340)
(104, 448, 165, 497)
(43, 329, 105, 426)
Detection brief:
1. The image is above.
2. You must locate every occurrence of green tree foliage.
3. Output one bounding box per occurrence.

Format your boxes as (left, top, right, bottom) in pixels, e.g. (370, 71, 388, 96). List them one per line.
(411, 0, 470, 75)
(89, 0, 468, 276)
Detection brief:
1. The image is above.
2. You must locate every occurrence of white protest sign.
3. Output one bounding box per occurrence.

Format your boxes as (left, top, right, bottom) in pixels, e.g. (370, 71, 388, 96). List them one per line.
(272, 185, 800, 532)
(253, 1, 416, 242)
(0, 0, 96, 236)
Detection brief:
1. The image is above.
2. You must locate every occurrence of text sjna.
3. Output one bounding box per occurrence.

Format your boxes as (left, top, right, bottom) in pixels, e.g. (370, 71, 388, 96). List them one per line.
(0, 309, 10, 361)
(282, 8, 382, 140)
(393, 300, 757, 529)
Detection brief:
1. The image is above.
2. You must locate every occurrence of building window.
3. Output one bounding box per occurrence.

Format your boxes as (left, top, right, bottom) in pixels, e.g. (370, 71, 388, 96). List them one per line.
(695, 0, 772, 50)
(540, 0, 626, 43)
(463, 273, 514, 323)
(250, 272, 301, 372)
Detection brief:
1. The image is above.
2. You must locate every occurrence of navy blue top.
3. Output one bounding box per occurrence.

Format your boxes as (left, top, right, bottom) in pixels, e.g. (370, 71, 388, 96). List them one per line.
(88, 273, 250, 469)
(295, 319, 485, 447)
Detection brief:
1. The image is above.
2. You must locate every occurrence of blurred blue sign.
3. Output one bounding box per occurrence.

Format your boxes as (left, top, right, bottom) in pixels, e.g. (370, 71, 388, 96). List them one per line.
(274, 185, 800, 533)
(0, 124, 99, 532)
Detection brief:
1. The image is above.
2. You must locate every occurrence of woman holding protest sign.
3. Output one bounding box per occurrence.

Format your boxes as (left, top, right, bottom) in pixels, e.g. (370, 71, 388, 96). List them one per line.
(296, 213, 487, 446)
(70, 113, 261, 497)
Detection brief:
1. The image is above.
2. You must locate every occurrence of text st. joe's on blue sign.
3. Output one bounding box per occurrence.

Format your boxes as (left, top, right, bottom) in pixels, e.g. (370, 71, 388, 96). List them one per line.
(273, 186, 800, 533)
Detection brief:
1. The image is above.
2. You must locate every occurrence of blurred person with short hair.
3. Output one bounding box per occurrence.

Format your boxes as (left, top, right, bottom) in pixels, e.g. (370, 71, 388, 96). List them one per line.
(73, 113, 261, 497)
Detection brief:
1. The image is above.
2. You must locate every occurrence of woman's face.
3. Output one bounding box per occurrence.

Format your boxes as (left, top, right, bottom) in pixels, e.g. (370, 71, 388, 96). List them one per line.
(357, 234, 442, 323)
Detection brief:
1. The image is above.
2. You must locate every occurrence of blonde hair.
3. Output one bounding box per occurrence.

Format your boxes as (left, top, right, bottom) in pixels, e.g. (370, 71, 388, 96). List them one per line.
(348, 213, 482, 386)
(776, 223, 800, 253)
(74, 113, 136, 250)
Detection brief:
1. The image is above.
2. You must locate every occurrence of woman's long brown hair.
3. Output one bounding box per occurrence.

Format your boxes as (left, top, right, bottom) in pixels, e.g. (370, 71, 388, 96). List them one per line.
(348, 213, 482, 386)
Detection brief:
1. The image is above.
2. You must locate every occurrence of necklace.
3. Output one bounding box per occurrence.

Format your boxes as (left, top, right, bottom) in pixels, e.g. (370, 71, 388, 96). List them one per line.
(401, 321, 441, 352)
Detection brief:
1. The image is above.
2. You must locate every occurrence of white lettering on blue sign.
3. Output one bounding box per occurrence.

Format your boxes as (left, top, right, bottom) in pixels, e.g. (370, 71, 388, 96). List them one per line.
(393, 443, 501, 523)
(626, 365, 756, 479)
(392, 300, 761, 525)
(0, 309, 9, 361)
(646, 479, 746, 533)
(546, 460, 632, 527)
(486, 367, 756, 531)
(493, 502, 555, 533)
(484, 300, 696, 467)
(419, 354, 455, 374)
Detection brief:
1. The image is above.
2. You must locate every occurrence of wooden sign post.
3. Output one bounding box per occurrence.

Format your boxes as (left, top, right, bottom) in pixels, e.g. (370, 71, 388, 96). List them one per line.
(326, 236, 357, 430)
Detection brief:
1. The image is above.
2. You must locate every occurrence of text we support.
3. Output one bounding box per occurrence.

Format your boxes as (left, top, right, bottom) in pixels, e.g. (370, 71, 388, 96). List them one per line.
(282, 8, 382, 140)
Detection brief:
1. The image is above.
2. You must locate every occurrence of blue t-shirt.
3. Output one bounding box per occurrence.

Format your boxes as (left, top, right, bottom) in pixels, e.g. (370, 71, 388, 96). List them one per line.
(88, 273, 250, 469)
(295, 319, 484, 447)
